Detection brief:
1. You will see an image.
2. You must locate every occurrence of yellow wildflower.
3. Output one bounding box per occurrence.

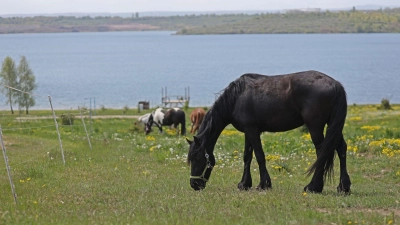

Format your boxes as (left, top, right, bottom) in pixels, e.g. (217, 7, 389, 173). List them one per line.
(266, 155, 280, 162)
(221, 129, 242, 136)
(301, 133, 311, 140)
(146, 136, 155, 141)
(360, 125, 380, 132)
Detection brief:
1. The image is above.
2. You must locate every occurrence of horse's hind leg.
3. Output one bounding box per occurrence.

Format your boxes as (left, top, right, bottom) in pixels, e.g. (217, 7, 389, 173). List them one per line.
(336, 135, 351, 193)
(190, 118, 196, 134)
(192, 123, 198, 134)
(180, 122, 186, 136)
(304, 123, 325, 193)
(238, 137, 253, 190)
(190, 123, 194, 134)
(170, 123, 179, 136)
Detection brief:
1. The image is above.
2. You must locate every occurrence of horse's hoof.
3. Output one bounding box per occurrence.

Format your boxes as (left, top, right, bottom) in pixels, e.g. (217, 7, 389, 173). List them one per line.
(237, 182, 252, 191)
(256, 182, 272, 190)
(337, 185, 351, 194)
(303, 184, 323, 193)
(337, 178, 351, 194)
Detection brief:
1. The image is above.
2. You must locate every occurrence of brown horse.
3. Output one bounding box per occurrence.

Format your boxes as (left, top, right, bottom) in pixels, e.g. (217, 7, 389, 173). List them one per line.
(190, 108, 206, 134)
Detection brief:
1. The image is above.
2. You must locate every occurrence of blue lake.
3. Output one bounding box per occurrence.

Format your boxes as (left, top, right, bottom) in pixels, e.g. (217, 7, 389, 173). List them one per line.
(0, 31, 399, 110)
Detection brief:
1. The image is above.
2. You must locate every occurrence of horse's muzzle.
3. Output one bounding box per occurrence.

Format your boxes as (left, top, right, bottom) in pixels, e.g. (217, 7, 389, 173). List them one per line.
(190, 178, 206, 191)
(145, 127, 151, 135)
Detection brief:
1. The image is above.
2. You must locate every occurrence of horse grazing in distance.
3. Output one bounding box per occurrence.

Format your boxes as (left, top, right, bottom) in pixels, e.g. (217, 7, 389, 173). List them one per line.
(186, 70, 351, 194)
(135, 113, 151, 126)
(145, 108, 186, 136)
(190, 108, 206, 134)
(135, 113, 158, 130)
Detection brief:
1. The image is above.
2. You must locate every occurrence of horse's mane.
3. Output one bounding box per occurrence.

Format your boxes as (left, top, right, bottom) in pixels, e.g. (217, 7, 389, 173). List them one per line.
(194, 74, 253, 150)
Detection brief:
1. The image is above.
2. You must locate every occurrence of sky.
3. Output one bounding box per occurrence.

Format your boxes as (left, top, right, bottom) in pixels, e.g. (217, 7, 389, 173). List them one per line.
(1, 0, 399, 15)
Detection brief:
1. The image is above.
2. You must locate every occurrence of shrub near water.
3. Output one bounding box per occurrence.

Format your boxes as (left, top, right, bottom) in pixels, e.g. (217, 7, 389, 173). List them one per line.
(0, 105, 400, 224)
(378, 98, 392, 110)
(60, 113, 75, 125)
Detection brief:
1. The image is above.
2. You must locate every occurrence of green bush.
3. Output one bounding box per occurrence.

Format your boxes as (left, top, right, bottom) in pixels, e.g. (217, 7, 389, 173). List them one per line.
(378, 98, 392, 110)
(183, 101, 189, 111)
(123, 105, 129, 114)
(60, 113, 75, 125)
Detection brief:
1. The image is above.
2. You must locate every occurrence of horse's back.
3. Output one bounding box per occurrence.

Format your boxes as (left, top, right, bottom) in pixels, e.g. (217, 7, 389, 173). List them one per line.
(158, 108, 186, 126)
(240, 70, 342, 104)
(232, 70, 346, 132)
(190, 108, 205, 122)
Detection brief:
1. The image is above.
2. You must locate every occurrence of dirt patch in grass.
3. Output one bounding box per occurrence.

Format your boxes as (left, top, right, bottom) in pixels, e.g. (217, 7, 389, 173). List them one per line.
(348, 208, 400, 216)
(316, 207, 400, 216)
(16, 115, 140, 121)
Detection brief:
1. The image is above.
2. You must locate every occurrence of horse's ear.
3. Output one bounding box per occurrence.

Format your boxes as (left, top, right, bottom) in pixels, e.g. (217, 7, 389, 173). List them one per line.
(186, 138, 193, 145)
(193, 136, 201, 145)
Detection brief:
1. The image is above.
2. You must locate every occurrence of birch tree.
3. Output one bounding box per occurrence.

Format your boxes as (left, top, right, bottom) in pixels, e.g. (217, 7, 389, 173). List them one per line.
(0, 57, 18, 114)
(17, 56, 37, 114)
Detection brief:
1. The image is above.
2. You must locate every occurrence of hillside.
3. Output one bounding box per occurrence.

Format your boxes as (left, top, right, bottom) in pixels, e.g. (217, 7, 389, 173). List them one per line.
(0, 8, 399, 34)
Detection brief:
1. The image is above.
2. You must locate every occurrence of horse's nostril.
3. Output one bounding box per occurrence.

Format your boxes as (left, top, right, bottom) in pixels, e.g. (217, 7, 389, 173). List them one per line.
(190, 179, 205, 191)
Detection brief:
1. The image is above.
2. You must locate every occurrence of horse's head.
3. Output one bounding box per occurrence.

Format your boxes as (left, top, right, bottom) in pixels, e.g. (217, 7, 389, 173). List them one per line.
(145, 114, 154, 135)
(186, 136, 215, 191)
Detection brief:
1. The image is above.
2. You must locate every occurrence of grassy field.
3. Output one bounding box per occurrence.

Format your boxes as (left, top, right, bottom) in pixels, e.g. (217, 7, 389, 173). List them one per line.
(0, 105, 399, 224)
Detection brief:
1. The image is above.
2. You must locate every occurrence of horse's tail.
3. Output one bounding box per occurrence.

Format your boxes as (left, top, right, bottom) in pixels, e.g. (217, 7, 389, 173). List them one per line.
(195, 110, 202, 124)
(307, 82, 347, 181)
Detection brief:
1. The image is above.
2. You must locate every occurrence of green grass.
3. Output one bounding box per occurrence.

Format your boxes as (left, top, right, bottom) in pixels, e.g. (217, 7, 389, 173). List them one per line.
(1, 105, 400, 224)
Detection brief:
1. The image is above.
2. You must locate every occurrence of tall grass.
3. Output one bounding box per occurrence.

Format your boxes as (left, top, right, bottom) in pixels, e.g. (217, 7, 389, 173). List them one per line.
(0, 105, 399, 224)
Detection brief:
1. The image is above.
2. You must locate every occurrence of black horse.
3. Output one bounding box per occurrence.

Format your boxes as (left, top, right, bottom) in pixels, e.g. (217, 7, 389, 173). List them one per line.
(145, 108, 186, 136)
(187, 70, 351, 193)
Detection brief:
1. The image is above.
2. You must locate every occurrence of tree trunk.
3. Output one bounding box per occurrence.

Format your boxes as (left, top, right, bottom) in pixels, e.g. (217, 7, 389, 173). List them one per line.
(8, 94, 14, 114)
(25, 99, 29, 114)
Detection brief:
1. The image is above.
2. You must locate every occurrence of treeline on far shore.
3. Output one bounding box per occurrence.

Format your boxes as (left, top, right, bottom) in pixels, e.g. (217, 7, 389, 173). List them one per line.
(1, 7, 400, 34)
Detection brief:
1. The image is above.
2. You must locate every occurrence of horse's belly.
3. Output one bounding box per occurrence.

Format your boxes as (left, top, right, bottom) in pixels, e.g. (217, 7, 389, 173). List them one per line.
(264, 112, 304, 131)
(232, 112, 304, 133)
(263, 121, 304, 132)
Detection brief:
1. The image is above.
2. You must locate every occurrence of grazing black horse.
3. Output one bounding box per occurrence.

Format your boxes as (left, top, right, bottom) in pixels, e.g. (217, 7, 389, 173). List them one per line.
(187, 70, 351, 193)
(145, 108, 186, 136)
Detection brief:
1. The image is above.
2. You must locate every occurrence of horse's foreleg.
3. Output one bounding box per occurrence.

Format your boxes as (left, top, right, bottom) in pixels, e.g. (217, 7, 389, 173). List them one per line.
(238, 137, 253, 190)
(336, 136, 351, 194)
(245, 130, 271, 190)
(155, 123, 163, 133)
